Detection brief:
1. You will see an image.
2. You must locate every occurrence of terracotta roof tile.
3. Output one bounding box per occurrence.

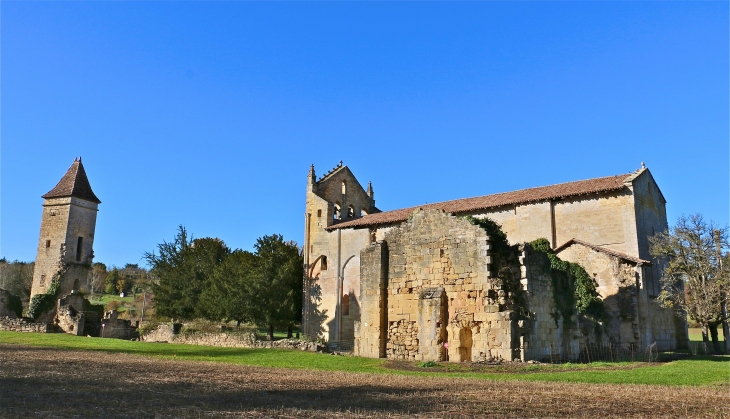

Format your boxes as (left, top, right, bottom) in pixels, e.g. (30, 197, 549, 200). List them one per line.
(554, 238, 651, 265)
(328, 172, 636, 230)
(42, 159, 101, 204)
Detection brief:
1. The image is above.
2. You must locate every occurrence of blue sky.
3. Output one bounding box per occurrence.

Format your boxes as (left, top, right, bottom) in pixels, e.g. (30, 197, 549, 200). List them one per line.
(2, 2, 728, 267)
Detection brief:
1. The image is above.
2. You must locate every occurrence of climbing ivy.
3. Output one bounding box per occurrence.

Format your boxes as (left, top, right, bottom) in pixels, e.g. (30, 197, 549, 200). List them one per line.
(462, 216, 511, 255)
(529, 238, 605, 323)
(27, 277, 61, 319)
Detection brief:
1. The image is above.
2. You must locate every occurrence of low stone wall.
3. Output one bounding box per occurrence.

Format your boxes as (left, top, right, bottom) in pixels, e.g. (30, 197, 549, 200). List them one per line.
(142, 323, 323, 351)
(0, 316, 52, 333)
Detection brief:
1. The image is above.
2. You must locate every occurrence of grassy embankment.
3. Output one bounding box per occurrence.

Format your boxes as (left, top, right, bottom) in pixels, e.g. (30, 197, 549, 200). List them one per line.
(1, 331, 727, 386)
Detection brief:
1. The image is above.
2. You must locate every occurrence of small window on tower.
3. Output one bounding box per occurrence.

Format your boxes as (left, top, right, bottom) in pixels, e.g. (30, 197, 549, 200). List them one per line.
(317, 209, 322, 218)
(40, 275, 46, 286)
(334, 203, 341, 220)
(321, 256, 328, 271)
(45, 240, 51, 248)
(341, 181, 347, 195)
(76, 237, 83, 261)
(347, 205, 354, 218)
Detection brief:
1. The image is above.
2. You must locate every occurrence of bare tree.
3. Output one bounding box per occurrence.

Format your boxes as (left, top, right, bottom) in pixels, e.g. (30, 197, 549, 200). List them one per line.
(650, 214, 729, 354)
(0, 260, 35, 304)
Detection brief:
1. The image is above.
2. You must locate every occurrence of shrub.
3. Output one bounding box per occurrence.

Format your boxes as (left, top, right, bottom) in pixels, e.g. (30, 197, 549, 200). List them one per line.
(7, 294, 23, 317)
(105, 300, 120, 311)
(138, 321, 162, 336)
(418, 361, 438, 368)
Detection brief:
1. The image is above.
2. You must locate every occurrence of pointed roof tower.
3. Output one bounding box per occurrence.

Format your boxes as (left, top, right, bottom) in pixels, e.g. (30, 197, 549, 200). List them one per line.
(42, 157, 101, 203)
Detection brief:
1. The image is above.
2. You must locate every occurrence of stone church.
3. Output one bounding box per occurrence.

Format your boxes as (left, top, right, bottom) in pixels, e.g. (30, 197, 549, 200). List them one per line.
(302, 162, 688, 362)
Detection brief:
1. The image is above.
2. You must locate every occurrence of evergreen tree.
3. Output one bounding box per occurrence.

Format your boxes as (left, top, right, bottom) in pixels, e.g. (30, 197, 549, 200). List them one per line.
(247, 235, 303, 339)
(144, 226, 230, 321)
(199, 249, 258, 324)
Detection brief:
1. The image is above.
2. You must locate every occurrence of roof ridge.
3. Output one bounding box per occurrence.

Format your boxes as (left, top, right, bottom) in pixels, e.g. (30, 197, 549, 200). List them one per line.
(407, 172, 634, 208)
(327, 170, 635, 230)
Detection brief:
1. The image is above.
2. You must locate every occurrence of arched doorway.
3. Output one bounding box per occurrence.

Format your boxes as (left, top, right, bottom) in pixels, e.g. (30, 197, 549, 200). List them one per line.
(458, 327, 473, 362)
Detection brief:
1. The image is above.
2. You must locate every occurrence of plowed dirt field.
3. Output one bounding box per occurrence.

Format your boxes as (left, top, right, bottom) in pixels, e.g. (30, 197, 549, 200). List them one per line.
(1, 345, 727, 418)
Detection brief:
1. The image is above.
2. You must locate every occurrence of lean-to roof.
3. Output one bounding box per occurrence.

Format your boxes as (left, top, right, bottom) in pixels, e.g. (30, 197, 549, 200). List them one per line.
(554, 238, 651, 265)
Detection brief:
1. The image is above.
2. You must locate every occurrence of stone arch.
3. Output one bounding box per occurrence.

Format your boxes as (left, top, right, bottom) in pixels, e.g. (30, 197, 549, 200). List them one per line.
(339, 255, 359, 344)
(308, 255, 328, 278)
(334, 202, 341, 220)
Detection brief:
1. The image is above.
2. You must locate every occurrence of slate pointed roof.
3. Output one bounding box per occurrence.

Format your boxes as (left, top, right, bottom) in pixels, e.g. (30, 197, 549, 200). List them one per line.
(42, 158, 101, 203)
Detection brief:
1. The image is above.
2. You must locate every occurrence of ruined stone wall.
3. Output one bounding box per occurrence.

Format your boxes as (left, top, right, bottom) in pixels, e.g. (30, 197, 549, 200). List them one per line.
(520, 246, 568, 360)
(142, 323, 321, 351)
(31, 197, 98, 299)
(556, 244, 641, 346)
(0, 317, 52, 332)
(354, 241, 388, 358)
(378, 209, 518, 361)
(520, 246, 605, 361)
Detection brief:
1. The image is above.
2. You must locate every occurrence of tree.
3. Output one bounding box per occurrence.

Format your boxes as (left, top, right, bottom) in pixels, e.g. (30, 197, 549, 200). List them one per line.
(650, 214, 729, 354)
(0, 260, 34, 304)
(247, 235, 303, 339)
(199, 249, 258, 325)
(105, 268, 120, 295)
(116, 278, 128, 294)
(144, 226, 229, 321)
(90, 262, 108, 298)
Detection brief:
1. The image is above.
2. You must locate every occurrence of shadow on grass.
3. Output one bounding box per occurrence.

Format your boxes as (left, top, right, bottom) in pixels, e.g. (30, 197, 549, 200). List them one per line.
(2, 345, 728, 419)
(0, 348, 437, 417)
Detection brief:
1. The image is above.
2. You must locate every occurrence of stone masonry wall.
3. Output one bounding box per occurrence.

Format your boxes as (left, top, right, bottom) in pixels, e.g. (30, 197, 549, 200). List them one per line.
(0, 317, 52, 333)
(557, 244, 641, 346)
(143, 323, 322, 351)
(379, 209, 518, 361)
(522, 245, 618, 361)
(31, 197, 98, 299)
(354, 241, 388, 358)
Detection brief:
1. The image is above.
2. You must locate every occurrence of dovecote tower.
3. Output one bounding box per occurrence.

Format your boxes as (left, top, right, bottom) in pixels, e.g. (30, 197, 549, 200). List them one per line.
(30, 158, 101, 300)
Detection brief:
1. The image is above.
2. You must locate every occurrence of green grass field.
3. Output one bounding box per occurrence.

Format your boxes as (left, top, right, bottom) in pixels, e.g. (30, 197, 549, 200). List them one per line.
(88, 293, 137, 312)
(688, 327, 725, 341)
(1, 331, 727, 386)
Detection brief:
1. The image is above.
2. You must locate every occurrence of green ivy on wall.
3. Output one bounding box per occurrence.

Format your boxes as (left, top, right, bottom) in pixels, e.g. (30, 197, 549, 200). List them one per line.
(27, 277, 61, 319)
(530, 238, 605, 324)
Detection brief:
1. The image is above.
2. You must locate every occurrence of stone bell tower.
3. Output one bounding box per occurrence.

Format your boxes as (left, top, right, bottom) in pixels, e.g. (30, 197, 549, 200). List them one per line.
(30, 158, 101, 300)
